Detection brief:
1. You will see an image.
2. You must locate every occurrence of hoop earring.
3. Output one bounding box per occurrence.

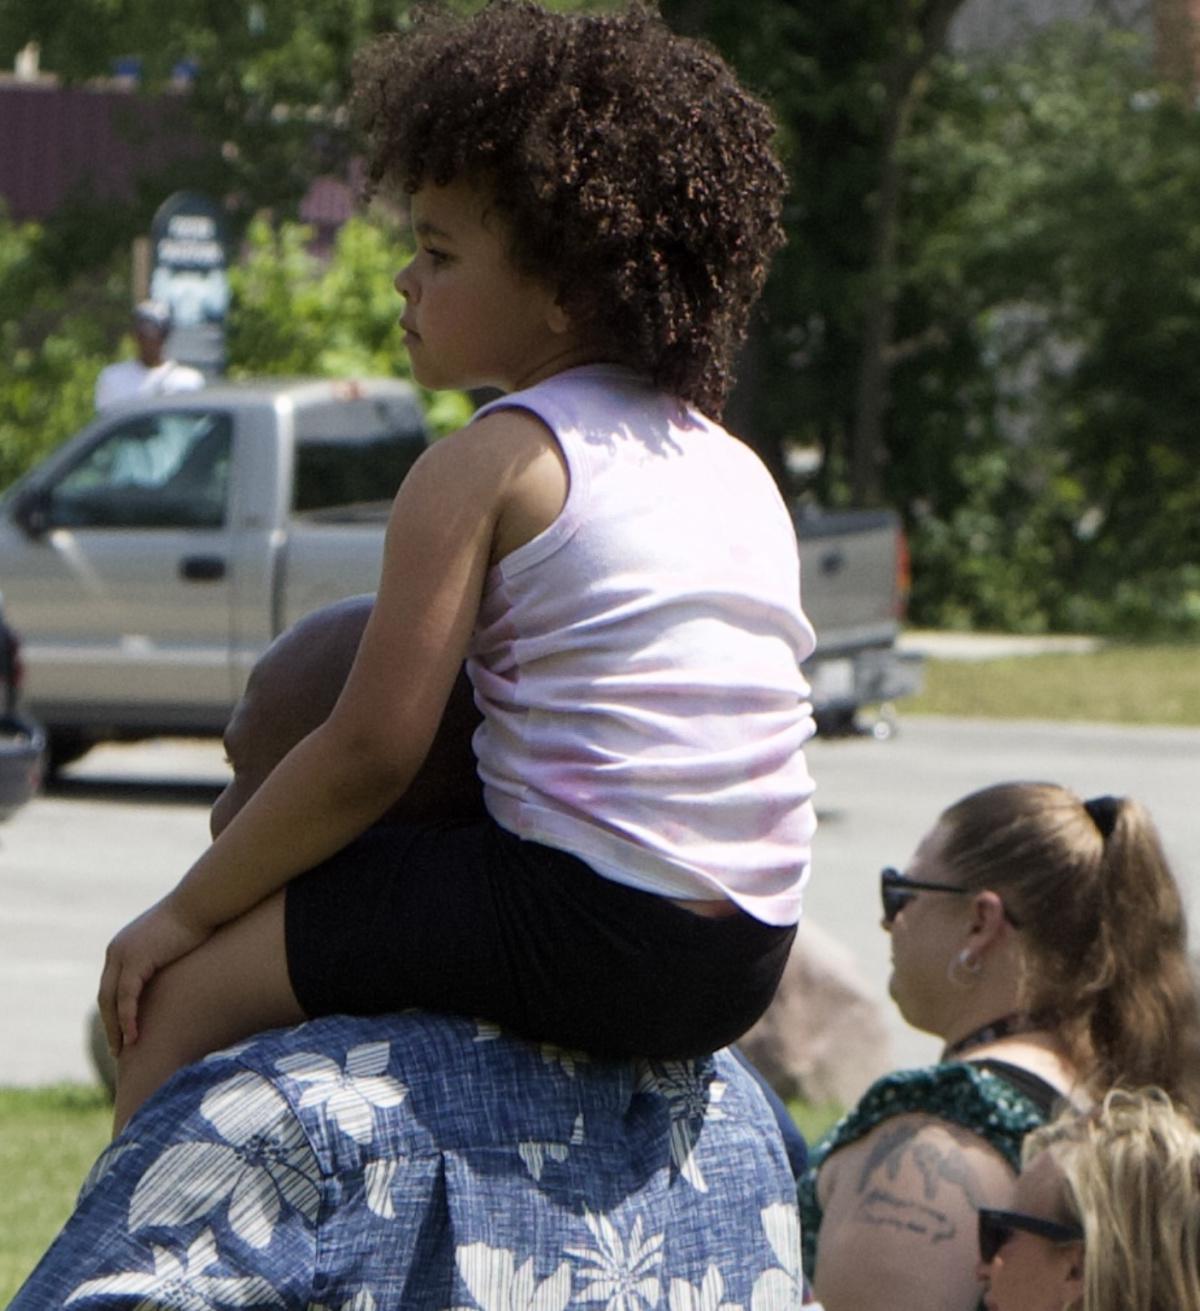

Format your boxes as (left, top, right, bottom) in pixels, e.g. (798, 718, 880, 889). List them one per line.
(947, 949, 982, 989)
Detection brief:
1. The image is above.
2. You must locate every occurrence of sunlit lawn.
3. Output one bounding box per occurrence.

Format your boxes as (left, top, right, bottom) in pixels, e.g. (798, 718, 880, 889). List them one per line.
(906, 643, 1200, 725)
(788, 1098, 843, 1145)
(0, 1084, 111, 1306)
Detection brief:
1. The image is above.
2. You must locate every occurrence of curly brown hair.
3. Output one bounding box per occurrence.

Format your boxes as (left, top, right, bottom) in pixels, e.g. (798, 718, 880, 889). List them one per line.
(352, 0, 787, 416)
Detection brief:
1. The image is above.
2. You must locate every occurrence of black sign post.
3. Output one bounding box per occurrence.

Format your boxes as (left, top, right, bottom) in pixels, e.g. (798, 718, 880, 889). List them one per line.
(149, 191, 231, 376)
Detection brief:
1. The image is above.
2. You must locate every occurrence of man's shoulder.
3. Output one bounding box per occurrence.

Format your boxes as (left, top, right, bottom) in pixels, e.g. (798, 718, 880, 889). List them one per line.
(239, 1009, 769, 1095)
(206, 1012, 786, 1157)
(162, 361, 206, 392)
(96, 359, 143, 385)
(94, 360, 145, 409)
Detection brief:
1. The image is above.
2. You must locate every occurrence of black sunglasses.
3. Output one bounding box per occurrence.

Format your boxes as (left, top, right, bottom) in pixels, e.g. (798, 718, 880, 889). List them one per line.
(880, 867, 1024, 928)
(880, 866, 970, 924)
(977, 1208, 1083, 1263)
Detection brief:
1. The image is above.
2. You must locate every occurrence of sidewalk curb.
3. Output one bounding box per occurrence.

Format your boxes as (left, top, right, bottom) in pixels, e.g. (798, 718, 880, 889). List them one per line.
(898, 630, 1105, 662)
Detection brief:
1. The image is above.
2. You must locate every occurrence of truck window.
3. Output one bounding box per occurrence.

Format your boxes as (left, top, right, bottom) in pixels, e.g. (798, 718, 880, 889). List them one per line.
(293, 397, 428, 518)
(48, 411, 233, 530)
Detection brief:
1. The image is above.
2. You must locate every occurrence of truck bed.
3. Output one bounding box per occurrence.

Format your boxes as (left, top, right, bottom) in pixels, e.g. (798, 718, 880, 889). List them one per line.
(794, 505, 923, 733)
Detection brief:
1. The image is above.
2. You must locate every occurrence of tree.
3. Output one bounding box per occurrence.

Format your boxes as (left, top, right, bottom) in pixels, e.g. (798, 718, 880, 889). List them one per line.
(889, 23, 1200, 635)
(846, 0, 968, 507)
(0, 0, 605, 226)
(0, 1, 403, 223)
(660, 0, 968, 505)
(0, 208, 473, 493)
(664, 5, 1199, 634)
(227, 213, 472, 434)
(0, 205, 137, 488)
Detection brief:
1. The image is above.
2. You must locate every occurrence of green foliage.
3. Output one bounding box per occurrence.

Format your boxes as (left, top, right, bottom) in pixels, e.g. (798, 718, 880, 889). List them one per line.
(227, 213, 472, 434)
(663, 9, 1199, 637)
(906, 446, 1083, 634)
(4, 4, 1197, 635)
(888, 24, 1200, 636)
(0, 213, 127, 490)
(659, 0, 902, 489)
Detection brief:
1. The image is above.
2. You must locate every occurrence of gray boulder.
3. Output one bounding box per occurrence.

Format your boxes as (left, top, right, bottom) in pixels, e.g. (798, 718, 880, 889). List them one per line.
(739, 918, 894, 1108)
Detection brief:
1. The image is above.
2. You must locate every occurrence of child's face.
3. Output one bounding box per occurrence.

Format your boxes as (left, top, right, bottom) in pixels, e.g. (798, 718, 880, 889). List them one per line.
(395, 177, 576, 393)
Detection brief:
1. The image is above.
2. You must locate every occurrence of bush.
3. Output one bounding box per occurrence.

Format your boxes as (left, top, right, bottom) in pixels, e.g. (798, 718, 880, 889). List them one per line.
(890, 26, 1200, 637)
(0, 208, 474, 498)
(227, 213, 472, 436)
(0, 215, 125, 490)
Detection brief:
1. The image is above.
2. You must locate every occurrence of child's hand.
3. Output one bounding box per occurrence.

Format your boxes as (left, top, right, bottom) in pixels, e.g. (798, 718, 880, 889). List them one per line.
(98, 896, 212, 1056)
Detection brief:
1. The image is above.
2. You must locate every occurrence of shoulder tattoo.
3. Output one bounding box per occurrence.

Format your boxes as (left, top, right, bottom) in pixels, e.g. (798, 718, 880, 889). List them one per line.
(848, 1120, 986, 1245)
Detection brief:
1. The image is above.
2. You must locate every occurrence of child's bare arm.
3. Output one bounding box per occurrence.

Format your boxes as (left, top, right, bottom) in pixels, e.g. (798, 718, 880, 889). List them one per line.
(98, 409, 565, 1050)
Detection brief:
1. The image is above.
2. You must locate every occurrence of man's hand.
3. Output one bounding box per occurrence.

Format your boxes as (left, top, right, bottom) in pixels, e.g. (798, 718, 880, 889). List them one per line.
(98, 897, 212, 1056)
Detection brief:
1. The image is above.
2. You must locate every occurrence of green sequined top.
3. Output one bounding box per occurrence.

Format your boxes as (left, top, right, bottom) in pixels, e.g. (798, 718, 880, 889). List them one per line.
(798, 1061, 1057, 1290)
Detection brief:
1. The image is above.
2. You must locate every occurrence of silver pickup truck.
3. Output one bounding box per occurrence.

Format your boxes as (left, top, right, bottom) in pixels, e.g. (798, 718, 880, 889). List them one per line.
(795, 505, 923, 737)
(0, 377, 920, 769)
(0, 594, 46, 815)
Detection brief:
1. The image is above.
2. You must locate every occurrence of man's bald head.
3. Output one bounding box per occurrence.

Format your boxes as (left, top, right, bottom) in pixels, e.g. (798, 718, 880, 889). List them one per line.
(254, 596, 375, 741)
(210, 596, 481, 839)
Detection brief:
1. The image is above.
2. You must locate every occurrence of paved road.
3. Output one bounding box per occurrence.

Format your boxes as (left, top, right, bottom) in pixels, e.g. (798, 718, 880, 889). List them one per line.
(0, 741, 223, 1087)
(1, 717, 1197, 1089)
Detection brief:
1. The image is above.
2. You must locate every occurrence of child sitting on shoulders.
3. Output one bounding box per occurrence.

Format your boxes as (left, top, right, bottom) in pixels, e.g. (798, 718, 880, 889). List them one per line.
(100, 0, 819, 1133)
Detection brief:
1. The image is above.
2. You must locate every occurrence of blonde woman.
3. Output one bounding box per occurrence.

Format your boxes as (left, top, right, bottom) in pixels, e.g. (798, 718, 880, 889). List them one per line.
(977, 1087, 1200, 1310)
(799, 782, 1200, 1311)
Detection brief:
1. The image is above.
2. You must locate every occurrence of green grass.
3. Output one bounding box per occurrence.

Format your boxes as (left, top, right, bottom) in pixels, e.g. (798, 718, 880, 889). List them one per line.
(905, 644, 1200, 725)
(787, 1097, 843, 1145)
(0, 1084, 111, 1306)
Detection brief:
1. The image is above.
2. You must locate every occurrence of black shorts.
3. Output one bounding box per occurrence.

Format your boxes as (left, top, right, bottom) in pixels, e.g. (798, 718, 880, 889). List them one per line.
(284, 814, 795, 1059)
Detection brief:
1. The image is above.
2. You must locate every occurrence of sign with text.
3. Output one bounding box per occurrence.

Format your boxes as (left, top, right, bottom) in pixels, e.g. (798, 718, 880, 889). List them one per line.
(149, 191, 231, 375)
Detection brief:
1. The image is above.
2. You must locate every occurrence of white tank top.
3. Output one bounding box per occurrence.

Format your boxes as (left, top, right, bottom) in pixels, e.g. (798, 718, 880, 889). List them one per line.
(467, 365, 817, 926)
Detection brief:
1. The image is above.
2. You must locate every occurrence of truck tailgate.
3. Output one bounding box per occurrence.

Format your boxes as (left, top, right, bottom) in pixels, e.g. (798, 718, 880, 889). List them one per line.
(277, 506, 390, 635)
(795, 507, 904, 654)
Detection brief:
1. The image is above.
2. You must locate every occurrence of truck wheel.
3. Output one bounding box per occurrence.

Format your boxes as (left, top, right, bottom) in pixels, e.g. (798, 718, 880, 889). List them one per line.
(46, 730, 94, 776)
(814, 709, 857, 738)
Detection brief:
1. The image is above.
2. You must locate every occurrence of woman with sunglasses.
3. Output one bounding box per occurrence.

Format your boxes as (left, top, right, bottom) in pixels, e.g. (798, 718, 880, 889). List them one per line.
(976, 1087, 1200, 1310)
(798, 782, 1200, 1311)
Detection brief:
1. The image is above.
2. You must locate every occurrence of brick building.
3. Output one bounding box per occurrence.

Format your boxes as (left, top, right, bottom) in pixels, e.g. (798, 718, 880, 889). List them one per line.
(0, 67, 208, 222)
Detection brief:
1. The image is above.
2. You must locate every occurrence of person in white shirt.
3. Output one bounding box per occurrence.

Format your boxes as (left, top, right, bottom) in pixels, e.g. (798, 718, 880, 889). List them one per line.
(94, 299, 205, 411)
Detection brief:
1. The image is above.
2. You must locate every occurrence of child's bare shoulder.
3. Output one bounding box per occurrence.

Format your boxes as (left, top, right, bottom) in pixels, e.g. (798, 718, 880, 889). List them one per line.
(429, 405, 558, 469)
(409, 407, 567, 558)
(471, 407, 570, 556)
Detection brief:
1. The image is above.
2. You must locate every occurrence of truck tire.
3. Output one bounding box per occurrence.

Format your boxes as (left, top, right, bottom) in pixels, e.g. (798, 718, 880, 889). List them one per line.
(46, 729, 95, 776)
(814, 709, 858, 738)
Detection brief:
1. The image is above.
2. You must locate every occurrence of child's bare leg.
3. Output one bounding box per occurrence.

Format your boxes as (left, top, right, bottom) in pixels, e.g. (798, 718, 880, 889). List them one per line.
(113, 890, 304, 1136)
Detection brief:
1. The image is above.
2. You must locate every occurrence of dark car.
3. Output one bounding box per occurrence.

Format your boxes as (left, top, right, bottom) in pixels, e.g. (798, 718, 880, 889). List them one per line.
(0, 597, 45, 819)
